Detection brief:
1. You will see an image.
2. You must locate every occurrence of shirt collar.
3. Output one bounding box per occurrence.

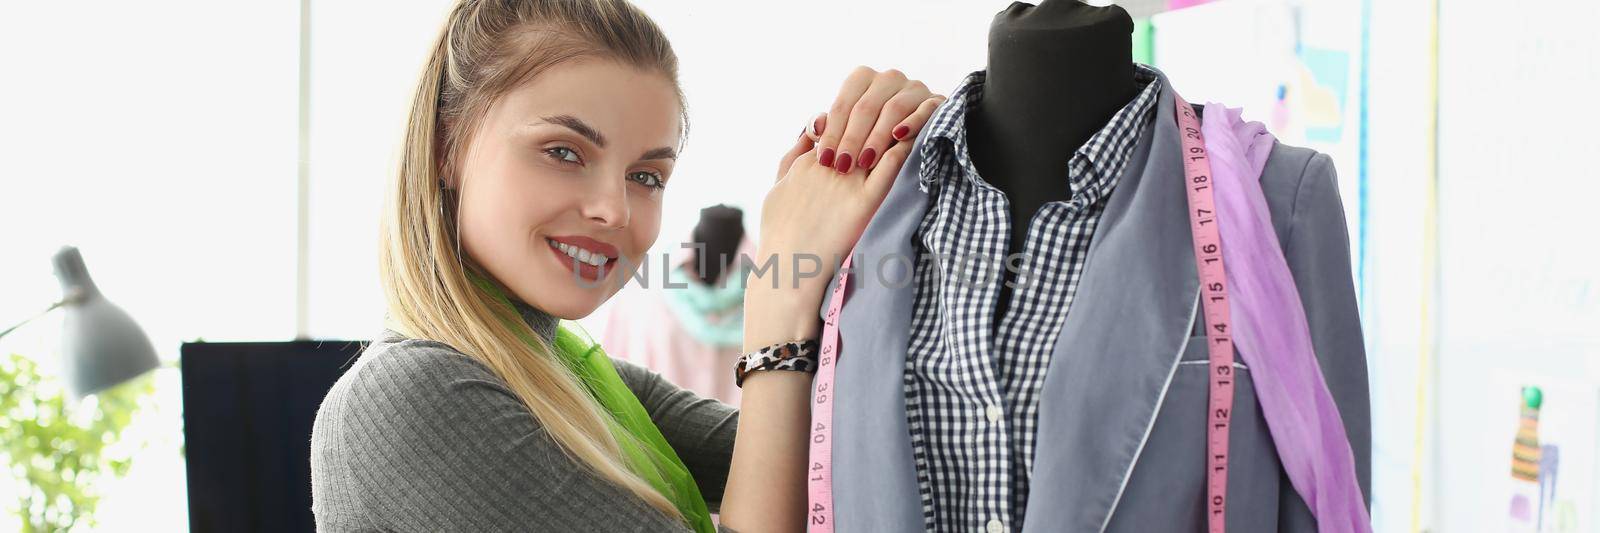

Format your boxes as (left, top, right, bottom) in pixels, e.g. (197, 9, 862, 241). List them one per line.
(918, 64, 1162, 197)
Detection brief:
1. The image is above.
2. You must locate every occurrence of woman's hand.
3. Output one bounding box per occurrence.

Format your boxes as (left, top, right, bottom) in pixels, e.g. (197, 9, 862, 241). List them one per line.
(806, 67, 946, 174)
(723, 143, 914, 533)
(746, 68, 944, 349)
(719, 68, 941, 533)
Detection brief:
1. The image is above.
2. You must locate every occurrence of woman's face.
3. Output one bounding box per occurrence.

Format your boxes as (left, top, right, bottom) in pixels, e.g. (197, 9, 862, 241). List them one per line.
(452, 58, 681, 319)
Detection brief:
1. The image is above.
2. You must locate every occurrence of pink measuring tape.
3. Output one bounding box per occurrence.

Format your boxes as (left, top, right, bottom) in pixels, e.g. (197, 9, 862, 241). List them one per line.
(1174, 92, 1237, 533)
(805, 95, 1237, 532)
(806, 252, 851, 532)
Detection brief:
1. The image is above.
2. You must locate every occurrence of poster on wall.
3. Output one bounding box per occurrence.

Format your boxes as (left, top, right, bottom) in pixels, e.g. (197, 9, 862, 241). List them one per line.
(1149, 0, 1364, 269)
(1491, 374, 1598, 532)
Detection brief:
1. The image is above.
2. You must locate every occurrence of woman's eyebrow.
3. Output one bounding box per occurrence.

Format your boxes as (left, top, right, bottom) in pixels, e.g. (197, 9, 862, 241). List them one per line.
(640, 147, 677, 161)
(539, 114, 607, 148)
(536, 114, 674, 161)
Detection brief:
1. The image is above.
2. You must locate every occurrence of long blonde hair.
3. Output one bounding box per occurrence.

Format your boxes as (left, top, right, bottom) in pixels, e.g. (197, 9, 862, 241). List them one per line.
(379, 0, 686, 521)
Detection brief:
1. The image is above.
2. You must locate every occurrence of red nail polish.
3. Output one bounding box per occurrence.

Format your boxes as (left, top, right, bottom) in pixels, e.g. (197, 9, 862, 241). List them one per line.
(835, 152, 853, 172)
(859, 148, 877, 168)
(813, 115, 827, 136)
(819, 147, 835, 167)
(893, 124, 910, 140)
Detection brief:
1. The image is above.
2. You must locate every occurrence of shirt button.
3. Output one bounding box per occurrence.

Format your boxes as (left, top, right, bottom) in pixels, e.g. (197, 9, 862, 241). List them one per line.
(986, 518, 1005, 533)
(985, 405, 1003, 423)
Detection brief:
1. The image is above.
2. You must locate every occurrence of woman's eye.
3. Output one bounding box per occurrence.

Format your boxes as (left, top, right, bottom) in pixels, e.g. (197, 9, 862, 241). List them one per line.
(544, 146, 582, 164)
(628, 171, 665, 190)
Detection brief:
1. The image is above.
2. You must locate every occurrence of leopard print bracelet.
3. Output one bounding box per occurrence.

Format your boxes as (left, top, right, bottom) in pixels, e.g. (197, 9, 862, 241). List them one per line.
(734, 340, 820, 388)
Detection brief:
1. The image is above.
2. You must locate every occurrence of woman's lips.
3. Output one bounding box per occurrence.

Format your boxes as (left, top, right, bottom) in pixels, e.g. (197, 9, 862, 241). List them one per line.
(545, 236, 619, 284)
(547, 235, 620, 258)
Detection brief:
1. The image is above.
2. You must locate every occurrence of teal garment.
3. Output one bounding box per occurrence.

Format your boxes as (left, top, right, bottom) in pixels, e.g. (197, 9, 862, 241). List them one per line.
(469, 272, 716, 533)
(662, 264, 745, 347)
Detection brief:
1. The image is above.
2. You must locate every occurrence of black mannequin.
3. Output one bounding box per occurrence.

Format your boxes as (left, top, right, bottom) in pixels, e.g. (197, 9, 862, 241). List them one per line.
(965, 0, 1137, 318)
(687, 204, 745, 286)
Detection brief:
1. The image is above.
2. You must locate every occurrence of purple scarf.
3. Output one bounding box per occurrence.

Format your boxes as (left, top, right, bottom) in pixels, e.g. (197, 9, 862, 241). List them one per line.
(1202, 103, 1371, 532)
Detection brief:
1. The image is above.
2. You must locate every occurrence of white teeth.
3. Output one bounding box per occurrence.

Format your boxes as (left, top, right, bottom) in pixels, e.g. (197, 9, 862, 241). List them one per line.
(549, 239, 610, 267)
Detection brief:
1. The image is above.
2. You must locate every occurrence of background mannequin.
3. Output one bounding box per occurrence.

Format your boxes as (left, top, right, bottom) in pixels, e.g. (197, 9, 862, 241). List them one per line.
(604, 204, 752, 405)
(687, 204, 744, 286)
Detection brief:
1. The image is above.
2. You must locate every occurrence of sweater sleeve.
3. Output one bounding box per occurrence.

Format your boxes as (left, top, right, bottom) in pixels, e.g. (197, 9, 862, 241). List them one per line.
(326, 339, 695, 532)
(612, 357, 740, 512)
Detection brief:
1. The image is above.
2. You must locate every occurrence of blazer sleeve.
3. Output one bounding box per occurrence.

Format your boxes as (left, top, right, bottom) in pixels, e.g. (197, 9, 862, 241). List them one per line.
(1277, 153, 1374, 527)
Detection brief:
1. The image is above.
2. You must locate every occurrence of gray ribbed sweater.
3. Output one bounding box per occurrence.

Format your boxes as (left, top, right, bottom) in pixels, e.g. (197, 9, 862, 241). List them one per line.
(309, 303, 739, 532)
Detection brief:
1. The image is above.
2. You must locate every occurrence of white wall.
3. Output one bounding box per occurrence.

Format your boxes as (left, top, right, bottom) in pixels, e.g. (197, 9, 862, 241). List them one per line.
(1433, 0, 1600, 530)
(0, 2, 301, 530)
(1362, 0, 1437, 529)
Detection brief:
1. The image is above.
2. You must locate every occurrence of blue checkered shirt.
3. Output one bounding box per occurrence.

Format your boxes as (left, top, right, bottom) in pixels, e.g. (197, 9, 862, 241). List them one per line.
(903, 64, 1161, 532)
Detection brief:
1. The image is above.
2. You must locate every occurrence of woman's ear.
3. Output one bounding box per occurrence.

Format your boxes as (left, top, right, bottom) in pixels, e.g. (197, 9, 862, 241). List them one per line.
(435, 131, 456, 190)
(438, 158, 459, 190)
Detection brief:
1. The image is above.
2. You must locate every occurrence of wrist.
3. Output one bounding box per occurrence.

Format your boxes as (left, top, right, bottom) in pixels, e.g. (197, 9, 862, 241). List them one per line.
(744, 246, 837, 292)
(734, 339, 820, 388)
(742, 283, 825, 352)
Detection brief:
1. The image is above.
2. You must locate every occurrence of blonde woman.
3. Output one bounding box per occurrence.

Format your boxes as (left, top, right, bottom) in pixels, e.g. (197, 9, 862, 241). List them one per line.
(308, 0, 942, 531)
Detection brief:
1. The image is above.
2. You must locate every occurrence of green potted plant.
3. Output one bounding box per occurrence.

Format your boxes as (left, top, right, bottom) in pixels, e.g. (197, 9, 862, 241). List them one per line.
(1, 353, 153, 532)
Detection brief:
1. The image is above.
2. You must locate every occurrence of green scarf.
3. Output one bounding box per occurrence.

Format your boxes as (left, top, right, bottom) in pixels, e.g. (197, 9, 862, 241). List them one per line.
(469, 272, 716, 533)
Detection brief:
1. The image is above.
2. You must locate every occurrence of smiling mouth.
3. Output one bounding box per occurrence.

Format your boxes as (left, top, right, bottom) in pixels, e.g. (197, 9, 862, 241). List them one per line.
(545, 237, 619, 283)
(548, 238, 612, 266)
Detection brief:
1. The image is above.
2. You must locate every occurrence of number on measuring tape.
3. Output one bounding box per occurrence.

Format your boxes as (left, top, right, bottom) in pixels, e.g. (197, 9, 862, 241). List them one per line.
(807, 255, 853, 532)
(1175, 94, 1237, 533)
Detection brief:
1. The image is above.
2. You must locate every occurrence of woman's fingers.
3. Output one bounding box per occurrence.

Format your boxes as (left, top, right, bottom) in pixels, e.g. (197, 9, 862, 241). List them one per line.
(830, 69, 910, 173)
(857, 88, 927, 167)
(806, 113, 826, 143)
(816, 66, 875, 170)
(855, 82, 934, 171)
(777, 121, 818, 183)
(864, 135, 915, 197)
(885, 95, 946, 152)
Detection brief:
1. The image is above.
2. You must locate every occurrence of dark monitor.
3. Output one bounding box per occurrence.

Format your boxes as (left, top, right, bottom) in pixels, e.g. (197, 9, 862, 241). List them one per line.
(180, 340, 364, 533)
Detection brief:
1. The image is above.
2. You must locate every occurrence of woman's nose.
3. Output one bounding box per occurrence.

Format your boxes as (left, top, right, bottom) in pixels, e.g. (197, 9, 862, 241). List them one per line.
(580, 175, 630, 230)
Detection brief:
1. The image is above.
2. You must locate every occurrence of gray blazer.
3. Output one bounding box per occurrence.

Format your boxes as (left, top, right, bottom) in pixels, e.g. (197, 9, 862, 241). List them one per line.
(817, 70, 1371, 532)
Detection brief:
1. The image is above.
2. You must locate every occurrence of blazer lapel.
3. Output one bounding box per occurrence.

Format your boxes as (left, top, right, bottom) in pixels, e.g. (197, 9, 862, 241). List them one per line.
(822, 125, 934, 532)
(1021, 73, 1205, 532)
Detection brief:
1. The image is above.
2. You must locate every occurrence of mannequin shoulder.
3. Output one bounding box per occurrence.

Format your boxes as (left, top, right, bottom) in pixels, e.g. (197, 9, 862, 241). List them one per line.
(1260, 142, 1335, 203)
(1259, 142, 1343, 237)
